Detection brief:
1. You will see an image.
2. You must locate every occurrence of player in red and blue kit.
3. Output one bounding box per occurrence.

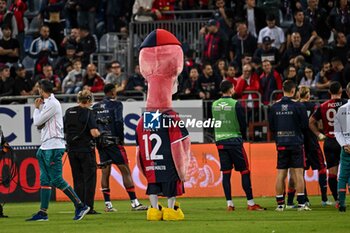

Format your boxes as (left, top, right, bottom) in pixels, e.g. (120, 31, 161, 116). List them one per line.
(309, 81, 347, 206)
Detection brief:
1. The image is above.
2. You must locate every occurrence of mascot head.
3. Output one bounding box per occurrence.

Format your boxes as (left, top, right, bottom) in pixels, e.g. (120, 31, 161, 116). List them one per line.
(139, 29, 184, 111)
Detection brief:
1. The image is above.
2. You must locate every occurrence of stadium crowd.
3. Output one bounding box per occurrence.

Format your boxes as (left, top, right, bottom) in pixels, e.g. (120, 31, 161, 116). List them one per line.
(0, 0, 349, 107)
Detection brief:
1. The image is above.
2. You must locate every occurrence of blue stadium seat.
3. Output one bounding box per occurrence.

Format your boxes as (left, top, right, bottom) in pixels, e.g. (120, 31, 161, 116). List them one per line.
(99, 33, 120, 53)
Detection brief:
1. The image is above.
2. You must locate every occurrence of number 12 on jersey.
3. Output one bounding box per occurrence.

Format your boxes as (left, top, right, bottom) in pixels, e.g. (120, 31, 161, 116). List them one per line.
(142, 134, 164, 160)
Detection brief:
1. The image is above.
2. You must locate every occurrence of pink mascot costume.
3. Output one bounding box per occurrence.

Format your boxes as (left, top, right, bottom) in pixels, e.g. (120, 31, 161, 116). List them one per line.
(136, 29, 191, 221)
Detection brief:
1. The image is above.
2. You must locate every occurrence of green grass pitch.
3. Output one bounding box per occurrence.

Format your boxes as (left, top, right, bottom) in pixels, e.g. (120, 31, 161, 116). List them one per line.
(1, 196, 350, 233)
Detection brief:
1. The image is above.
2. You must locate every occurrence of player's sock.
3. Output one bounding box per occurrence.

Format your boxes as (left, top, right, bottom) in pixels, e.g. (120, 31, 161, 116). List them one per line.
(287, 188, 296, 205)
(131, 199, 140, 208)
(328, 174, 338, 201)
(247, 199, 255, 206)
(126, 187, 137, 200)
(276, 195, 285, 205)
(149, 195, 158, 209)
(168, 197, 176, 209)
(222, 170, 232, 201)
(62, 186, 83, 208)
(338, 190, 346, 207)
(318, 170, 328, 202)
(40, 186, 52, 210)
(227, 200, 234, 207)
(297, 193, 306, 205)
(304, 187, 309, 203)
(101, 188, 111, 202)
(241, 170, 253, 200)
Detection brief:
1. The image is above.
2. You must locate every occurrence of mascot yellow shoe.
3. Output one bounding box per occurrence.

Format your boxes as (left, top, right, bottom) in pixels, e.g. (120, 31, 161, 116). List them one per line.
(162, 207, 185, 221)
(147, 207, 163, 221)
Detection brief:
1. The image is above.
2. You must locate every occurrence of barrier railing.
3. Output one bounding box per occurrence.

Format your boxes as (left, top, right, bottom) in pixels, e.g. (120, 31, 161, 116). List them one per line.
(0, 90, 146, 104)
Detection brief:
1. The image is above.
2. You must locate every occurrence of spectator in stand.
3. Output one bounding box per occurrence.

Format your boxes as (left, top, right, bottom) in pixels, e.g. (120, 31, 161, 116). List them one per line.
(83, 64, 104, 93)
(13, 63, 34, 96)
(237, 0, 266, 38)
(151, 0, 175, 20)
(0, 25, 19, 65)
(76, 0, 98, 34)
(214, 58, 227, 81)
(260, 60, 283, 105)
(29, 25, 58, 73)
(105, 61, 127, 94)
(345, 51, 350, 87)
(62, 59, 85, 94)
(283, 65, 298, 84)
(64, 0, 78, 29)
(292, 55, 308, 82)
(212, 0, 234, 39)
(299, 65, 316, 89)
(301, 35, 330, 73)
(257, 14, 286, 54)
(304, 0, 330, 40)
(0, 64, 15, 97)
(330, 31, 349, 66)
(315, 61, 333, 99)
(282, 32, 303, 70)
(253, 36, 280, 67)
(40, 0, 66, 55)
(179, 66, 201, 99)
(198, 62, 221, 100)
(76, 27, 97, 67)
(202, 19, 228, 64)
(54, 44, 77, 79)
(230, 21, 257, 69)
(106, 0, 127, 32)
(287, 9, 316, 48)
(0, 0, 18, 39)
(126, 64, 146, 93)
(9, 0, 27, 59)
(132, 0, 155, 22)
(328, 0, 350, 35)
(60, 28, 80, 50)
(234, 63, 260, 109)
(330, 57, 346, 87)
(35, 64, 61, 93)
(225, 63, 238, 86)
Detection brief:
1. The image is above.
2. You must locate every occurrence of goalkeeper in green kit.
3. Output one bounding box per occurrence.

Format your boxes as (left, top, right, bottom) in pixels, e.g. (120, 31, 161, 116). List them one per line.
(212, 80, 265, 211)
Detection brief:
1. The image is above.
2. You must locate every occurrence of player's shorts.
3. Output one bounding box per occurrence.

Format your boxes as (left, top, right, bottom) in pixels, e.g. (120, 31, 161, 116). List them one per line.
(276, 145, 305, 169)
(216, 144, 249, 171)
(97, 144, 128, 165)
(304, 143, 326, 170)
(323, 137, 340, 168)
(146, 180, 184, 197)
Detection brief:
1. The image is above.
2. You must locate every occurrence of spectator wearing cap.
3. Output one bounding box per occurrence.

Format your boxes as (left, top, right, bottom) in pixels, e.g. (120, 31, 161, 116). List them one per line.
(257, 14, 285, 54)
(253, 36, 280, 67)
(105, 61, 128, 94)
(54, 43, 77, 79)
(0, 64, 15, 97)
(83, 64, 104, 93)
(29, 25, 58, 59)
(230, 21, 257, 68)
(0, 25, 19, 64)
(259, 59, 283, 105)
(286, 9, 316, 48)
(236, 0, 266, 38)
(76, 27, 97, 67)
(202, 19, 229, 64)
(13, 63, 34, 97)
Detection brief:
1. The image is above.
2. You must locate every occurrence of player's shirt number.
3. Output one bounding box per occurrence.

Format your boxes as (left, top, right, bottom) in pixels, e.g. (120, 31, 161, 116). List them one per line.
(326, 108, 336, 127)
(142, 134, 164, 160)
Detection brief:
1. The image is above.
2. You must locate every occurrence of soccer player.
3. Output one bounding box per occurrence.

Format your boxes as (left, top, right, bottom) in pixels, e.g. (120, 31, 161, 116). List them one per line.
(309, 81, 347, 205)
(269, 80, 310, 211)
(93, 84, 147, 212)
(334, 82, 350, 212)
(27, 80, 90, 221)
(286, 86, 330, 208)
(212, 80, 265, 211)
